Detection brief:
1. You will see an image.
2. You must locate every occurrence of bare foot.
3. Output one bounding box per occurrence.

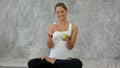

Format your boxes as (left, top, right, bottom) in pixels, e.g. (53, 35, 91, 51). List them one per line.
(40, 56, 47, 60)
(45, 57, 56, 64)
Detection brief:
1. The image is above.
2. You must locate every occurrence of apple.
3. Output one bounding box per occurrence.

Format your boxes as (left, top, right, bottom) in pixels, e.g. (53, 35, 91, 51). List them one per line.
(61, 34, 68, 40)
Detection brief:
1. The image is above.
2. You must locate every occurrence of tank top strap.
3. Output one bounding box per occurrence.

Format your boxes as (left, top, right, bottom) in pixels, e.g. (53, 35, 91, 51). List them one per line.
(68, 23, 72, 31)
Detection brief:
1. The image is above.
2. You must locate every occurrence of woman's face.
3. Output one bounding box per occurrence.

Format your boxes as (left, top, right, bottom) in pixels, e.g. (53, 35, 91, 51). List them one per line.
(55, 6, 67, 21)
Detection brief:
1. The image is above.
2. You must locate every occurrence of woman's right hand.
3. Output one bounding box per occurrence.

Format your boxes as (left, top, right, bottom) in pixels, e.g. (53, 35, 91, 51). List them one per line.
(47, 24, 57, 36)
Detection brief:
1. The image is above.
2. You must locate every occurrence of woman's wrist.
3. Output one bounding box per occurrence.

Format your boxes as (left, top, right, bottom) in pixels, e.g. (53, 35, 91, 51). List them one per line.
(66, 36, 71, 41)
(48, 33, 53, 38)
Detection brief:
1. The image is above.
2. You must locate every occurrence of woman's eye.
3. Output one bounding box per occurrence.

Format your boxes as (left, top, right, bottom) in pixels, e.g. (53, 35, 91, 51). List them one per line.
(56, 12, 59, 14)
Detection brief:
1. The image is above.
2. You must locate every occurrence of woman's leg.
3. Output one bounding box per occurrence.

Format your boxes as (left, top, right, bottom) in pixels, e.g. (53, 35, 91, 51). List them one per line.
(28, 58, 52, 68)
(54, 58, 83, 68)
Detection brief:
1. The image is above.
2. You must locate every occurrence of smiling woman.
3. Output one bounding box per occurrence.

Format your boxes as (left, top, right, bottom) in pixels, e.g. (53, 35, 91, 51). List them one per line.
(55, 3, 67, 21)
(28, 2, 83, 68)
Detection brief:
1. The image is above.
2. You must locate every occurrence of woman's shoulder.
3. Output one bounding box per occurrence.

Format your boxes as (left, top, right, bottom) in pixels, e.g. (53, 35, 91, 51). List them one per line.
(71, 23, 78, 30)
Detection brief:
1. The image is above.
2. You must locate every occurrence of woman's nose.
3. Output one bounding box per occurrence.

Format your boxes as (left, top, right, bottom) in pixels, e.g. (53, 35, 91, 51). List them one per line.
(59, 13, 63, 16)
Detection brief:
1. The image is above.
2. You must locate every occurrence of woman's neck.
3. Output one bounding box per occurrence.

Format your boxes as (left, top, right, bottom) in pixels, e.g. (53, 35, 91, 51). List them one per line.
(58, 19, 68, 25)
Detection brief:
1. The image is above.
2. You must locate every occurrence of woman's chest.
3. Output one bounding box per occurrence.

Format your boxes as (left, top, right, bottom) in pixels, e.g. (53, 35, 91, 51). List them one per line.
(55, 24, 69, 32)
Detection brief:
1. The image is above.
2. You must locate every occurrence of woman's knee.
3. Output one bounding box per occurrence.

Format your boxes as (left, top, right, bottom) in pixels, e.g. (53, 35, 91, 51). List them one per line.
(71, 58, 83, 68)
(28, 58, 41, 67)
(28, 59, 34, 67)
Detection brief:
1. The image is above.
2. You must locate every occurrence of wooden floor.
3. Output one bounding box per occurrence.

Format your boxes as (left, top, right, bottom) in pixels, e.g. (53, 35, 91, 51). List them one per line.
(0, 59, 120, 68)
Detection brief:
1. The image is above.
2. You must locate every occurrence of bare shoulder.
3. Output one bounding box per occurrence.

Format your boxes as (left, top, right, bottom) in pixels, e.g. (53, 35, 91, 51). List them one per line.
(72, 23, 78, 31)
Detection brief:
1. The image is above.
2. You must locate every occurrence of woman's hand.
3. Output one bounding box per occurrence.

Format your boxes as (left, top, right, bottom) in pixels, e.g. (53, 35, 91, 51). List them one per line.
(47, 24, 57, 36)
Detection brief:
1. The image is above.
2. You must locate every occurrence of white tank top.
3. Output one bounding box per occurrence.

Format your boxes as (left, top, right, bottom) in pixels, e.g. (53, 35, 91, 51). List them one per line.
(49, 23, 73, 59)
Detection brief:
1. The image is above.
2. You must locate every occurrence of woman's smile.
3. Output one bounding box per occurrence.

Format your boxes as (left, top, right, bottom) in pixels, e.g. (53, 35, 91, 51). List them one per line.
(55, 6, 67, 21)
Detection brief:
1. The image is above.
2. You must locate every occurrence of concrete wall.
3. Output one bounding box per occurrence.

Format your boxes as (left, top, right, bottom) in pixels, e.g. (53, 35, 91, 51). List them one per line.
(0, 0, 120, 66)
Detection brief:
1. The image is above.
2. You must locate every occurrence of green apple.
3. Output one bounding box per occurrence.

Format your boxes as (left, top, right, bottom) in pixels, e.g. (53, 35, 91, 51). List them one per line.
(61, 34, 68, 40)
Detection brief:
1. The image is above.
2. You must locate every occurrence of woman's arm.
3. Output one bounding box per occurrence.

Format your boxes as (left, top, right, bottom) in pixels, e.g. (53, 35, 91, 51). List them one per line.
(46, 24, 56, 49)
(47, 34, 53, 49)
(46, 24, 54, 49)
(66, 24, 78, 50)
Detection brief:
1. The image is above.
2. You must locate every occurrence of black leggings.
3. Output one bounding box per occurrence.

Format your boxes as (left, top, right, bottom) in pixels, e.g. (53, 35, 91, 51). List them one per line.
(28, 58, 83, 68)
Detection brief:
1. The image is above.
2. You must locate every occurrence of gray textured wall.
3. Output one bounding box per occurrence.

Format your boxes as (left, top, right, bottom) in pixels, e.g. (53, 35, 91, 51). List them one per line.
(0, 0, 120, 64)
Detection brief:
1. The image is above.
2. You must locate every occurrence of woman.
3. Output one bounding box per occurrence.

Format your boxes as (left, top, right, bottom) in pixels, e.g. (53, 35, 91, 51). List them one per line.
(28, 2, 83, 68)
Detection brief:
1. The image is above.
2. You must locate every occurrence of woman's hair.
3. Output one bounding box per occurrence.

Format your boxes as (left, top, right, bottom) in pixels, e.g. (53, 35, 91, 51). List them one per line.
(54, 2, 67, 11)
